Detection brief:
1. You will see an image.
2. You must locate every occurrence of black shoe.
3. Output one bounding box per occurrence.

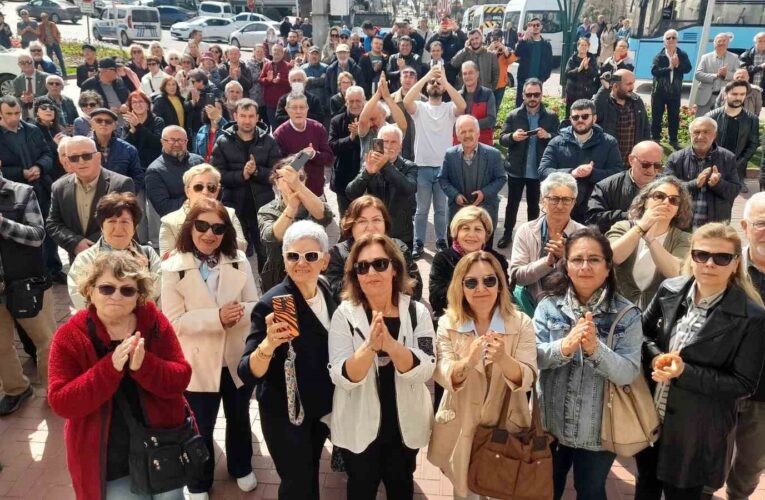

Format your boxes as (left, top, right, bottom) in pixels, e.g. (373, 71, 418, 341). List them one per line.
(0, 386, 33, 417)
(497, 232, 512, 249)
(48, 270, 67, 285)
(669, 140, 682, 151)
(741, 184, 749, 194)
(412, 241, 425, 259)
(436, 239, 448, 252)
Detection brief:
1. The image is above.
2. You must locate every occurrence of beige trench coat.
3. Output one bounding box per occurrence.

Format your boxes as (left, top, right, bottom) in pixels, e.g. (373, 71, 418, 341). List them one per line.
(427, 310, 538, 497)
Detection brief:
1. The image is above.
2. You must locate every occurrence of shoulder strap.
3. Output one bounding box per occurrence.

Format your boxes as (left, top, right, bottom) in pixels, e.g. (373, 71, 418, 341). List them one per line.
(233, 262, 239, 270)
(178, 270, 185, 280)
(606, 305, 636, 350)
(408, 299, 417, 332)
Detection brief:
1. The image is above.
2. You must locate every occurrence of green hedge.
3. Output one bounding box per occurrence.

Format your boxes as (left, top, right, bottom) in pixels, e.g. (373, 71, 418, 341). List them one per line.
(60, 40, 129, 75)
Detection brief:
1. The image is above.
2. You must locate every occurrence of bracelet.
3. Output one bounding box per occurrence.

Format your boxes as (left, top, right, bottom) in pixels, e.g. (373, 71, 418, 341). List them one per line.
(634, 225, 646, 236)
(255, 346, 274, 360)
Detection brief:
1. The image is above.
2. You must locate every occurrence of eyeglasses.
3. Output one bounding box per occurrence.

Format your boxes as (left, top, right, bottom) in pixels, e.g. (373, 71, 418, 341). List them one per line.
(570, 113, 591, 122)
(97, 284, 138, 298)
(635, 158, 663, 171)
(82, 102, 98, 108)
(67, 152, 96, 163)
(285, 251, 323, 263)
(648, 191, 681, 206)
(47, 81, 63, 87)
(19, 61, 33, 65)
(37, 104, 54, 111)
(691, 250, 737, 266)
(30, 49, 42, 53)
(191, 183, 219, 193)
(353, 257, 391, 275)
(747, 220, 765, 231)
(463, 275, 498, 290)
(544, 195, 575, 206)
(193, 220, 227, 235)
(524, 92, 542, 98)
(354, 217, 385, 228)
(93, 118, 114, 125)
(163, 137, 188, 144)
(147, 62, 158, 66)
(568, 256, 606, 268)
(664, 36, 677, 40)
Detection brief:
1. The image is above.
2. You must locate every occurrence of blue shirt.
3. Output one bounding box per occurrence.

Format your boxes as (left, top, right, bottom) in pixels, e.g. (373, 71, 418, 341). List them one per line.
(524, 111, 540, 179)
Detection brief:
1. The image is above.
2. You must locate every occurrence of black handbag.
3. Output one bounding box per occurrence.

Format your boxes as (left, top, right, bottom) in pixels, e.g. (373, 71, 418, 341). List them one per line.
(5, 276, 50, 319)
(86, 317, 210, 494)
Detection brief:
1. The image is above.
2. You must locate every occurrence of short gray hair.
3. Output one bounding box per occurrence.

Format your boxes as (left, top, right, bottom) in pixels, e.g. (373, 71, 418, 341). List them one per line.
(377, 123, 403, 143)
(288, 67, 307, 81)
(162, 125, 187, 139)
(345, 85, 365, 100)
(46, 74, 64, 85)
(461, 60, 479, 73)
(455, 114, 479, 132)
(66, 136, 97, 154)
(689, 116, 718, 133)
(283, 220, 329, 253)
(743, 192, 765, 220)
(57, 136, 72, 156)
(286, 93, 308, 107)
(375, 100, 390, 118)
(225, 80, 243, 93)
(541, 172, 578, 198)
(182, 164, 221, 186)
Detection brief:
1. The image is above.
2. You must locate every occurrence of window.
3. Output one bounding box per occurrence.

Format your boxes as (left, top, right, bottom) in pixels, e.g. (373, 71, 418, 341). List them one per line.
(504, 11, 521, 30)
(200, 5, 217, 13)
(525, 10, 563, 33)
(132, 9, 159, 22)
(713, 0, 765, 26)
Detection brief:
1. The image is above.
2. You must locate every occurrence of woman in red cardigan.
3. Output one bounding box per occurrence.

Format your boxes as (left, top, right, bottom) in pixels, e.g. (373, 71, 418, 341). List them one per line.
(48, 252, 192, 500)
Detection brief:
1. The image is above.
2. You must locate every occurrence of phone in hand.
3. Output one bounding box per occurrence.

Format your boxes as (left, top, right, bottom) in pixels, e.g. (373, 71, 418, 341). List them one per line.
(291, 150, 311, 171)
(272, 295, 299, 337)
(526, 128, 540, 136)
(371, 138, 385, 154)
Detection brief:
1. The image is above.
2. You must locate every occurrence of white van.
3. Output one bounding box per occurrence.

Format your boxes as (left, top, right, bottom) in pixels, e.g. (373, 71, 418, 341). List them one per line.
(503, 0, 563, 56)
(92, 6, 161, 45)
(198, 1, 233, 18)
(462, 4, 506, 35)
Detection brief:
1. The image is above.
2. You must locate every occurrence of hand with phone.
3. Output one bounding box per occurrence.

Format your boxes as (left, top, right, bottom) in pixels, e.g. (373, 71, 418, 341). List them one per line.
(511, 128, 528, 141)
(272, 295, 299, 338)
(261, 312, 293, 355)
(301, 143, 316, 161)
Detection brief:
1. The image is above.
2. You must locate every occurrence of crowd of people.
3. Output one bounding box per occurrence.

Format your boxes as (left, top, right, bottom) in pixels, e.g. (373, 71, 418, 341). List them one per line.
(0, 11, 764, 500)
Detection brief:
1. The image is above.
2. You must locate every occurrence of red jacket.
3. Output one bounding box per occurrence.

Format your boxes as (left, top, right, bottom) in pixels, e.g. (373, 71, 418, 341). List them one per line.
(258, 59, 292, 108)
(48, 302, 192, 500)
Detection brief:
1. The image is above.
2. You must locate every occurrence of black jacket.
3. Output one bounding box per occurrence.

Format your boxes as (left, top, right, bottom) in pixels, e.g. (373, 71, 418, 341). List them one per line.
(151, 94, 191, 134)
(425, 30, 467, 64)
(145, 152, 205, 217)
(593, 86, 651, 150)
(585, 170, 640, 233)
(383, 31, 425, 56)
(210, 122, 282, 219)
(218, 61, 253, 95)
(238, 276, 337, 419)
(328, 111, 361, 195)
(706, 107, 760, 170)
(189, 84, 221, 135)
(325, 59, 365, 99)
(642, 276, 765, 488)
(358, 52, 388, 97)
(499, 104, 560, 178)
(516, 38, 554, 82)
(80, 76, 130, 107)
(651, 47, 692, 97)
(76, 61, 98, 88)
(739, 46, 765, 84)
(0, 121, 55, 215)
(564, 53, 599, 102)
(386, 52, 424, 92)
(274, 92, 326, 129)
(345, 156, 418, 247)
(123, 113, 165, 170)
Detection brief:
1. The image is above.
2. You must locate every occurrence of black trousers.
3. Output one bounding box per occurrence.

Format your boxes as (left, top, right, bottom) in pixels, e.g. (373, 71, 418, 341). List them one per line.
(184, 368, 254, 494)
(635, 439, 705, 500)
(651, 92, 681, 143)
(336, 190, 351, 220)
(341, 437, 418, 500)
(259, 411, 329, 500)
(242, 211, 265, 274)
(503, 177, 541, 237)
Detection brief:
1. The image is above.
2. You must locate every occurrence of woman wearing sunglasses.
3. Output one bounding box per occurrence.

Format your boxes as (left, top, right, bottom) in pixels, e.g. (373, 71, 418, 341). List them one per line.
(536, 227, 643, 500)
(49, 252, 191, 500)
(328, 233, 435, 500)
(33, 96, 67, 179)
(158, 164, 246, 258)
(74, 90, 103, 137)
(160, 198, 258, 499)
(238, 220, 336, 500)
(322, 27, 341, 64)
(636, 223, 765, 500)
(428, 251, 536, 499)
(68, 192, 161, 310)
(607, 177, 692, 309)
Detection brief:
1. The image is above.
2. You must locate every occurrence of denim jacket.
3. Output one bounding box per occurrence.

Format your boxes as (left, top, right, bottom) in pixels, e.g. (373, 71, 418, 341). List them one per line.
(534, 291, 642, 451)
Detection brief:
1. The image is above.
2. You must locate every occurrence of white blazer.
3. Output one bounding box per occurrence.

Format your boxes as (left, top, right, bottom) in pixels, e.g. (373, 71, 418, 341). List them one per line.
(328, 295, 436, 454)
(161, 250, 258, 392)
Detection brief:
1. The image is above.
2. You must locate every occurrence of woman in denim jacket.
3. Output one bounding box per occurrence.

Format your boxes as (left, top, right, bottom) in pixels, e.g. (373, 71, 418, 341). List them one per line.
(534, 227, 643, 500)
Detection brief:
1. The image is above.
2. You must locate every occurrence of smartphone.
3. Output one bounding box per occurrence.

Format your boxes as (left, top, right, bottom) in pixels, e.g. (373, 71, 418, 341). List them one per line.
(371, 138, 385, 154)
(272, 295, 299, 337)
(291, 150, 311, 171)
(526, 128, 540, 136)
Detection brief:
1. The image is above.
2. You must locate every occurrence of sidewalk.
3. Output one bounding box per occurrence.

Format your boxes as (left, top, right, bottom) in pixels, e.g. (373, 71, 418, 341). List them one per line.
(1, 175, 764, 499)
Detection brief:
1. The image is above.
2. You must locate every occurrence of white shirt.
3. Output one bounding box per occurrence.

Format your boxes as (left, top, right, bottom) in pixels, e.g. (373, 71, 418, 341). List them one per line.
(411, 99, 457, 167)
(632, 233, 667, 291)
(141, 70, 168, 95)
(305, 289, 330, 330)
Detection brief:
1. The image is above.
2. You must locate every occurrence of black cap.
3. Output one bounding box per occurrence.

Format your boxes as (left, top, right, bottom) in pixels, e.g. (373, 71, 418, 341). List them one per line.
(90, 108, 118, 120)
(97, 57, 117, 69)
(82, 43, 96, 52)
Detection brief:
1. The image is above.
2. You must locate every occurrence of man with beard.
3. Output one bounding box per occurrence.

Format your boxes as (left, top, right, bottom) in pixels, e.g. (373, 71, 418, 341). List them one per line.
(706, 80, 760, 193)
(285, 30, 301, 61)
(359, 35, 387, 97)
(273, 68, 326, 128)
(383, 20, 425, 57)
(663, 116, 740, 228)
(222, 80, 244, 121)
(328, 85, 365, 216)
(514, 17, 554, 107)
(211, 99, 281, 271)
(593, 69, 650, 164)
(386, 37, 423, 92)
(404, 65, 466, 258)
(451, 29, 499, 91)
(538, 99, 623, 223)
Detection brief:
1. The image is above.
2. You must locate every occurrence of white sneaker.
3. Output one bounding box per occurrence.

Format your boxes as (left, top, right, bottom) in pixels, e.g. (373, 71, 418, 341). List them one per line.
(188, 492, 209, 500)
(236, 471, 258, 492)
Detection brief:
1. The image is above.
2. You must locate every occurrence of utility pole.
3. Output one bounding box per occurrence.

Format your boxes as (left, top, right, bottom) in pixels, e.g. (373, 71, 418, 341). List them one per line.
(313, 0, 329, 49)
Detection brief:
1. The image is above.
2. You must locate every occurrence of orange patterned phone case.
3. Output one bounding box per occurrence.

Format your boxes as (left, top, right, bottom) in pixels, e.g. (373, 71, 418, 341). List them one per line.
(272, 295, 299, 337)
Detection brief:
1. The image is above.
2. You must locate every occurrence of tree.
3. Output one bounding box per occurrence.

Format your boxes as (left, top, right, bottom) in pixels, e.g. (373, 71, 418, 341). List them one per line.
(555, 0, 587, 87)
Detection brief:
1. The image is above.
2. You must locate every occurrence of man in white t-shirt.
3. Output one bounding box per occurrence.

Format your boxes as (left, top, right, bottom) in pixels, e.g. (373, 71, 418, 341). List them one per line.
(404, 65, 466, 258)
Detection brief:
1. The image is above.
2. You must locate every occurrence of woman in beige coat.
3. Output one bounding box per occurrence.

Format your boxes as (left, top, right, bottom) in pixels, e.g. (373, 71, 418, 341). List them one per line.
(428, 251, 538, 500)
(160, 198, 259, 499)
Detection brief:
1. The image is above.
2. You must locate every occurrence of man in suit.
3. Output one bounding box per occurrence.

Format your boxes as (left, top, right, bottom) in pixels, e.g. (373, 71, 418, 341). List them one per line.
(46, 136, 135, 260)
(694, 33, 739, 116)
(438, 115, 507, 247)
(12, 51, 48, 122)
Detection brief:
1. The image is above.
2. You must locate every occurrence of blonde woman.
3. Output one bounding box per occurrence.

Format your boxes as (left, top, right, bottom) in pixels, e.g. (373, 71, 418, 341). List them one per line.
(637, 223, 765, 499)
(127, 43, 148, 79)
(428, 251, 537, 500)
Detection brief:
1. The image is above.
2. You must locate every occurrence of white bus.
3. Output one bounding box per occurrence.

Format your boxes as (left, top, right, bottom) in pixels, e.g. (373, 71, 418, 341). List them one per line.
(503, 0, 563, 57)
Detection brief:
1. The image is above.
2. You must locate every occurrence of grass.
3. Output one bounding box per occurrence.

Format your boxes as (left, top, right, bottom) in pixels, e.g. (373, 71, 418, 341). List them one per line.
(60, 40, 129, 75)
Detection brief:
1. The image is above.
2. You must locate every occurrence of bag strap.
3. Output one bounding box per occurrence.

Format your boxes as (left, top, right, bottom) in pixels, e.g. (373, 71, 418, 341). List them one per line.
(605, 305, 637, 350)
(408, 299, 417, 332)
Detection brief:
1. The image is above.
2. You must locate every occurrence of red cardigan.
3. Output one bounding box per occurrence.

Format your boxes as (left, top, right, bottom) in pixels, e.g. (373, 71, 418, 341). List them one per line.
(258, 59, 292, 108)
(48, 302, 192, 500)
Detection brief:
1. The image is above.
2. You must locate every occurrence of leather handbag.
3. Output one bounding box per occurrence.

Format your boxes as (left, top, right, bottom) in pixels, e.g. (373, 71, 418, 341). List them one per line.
(467, 386, 554, 500)
(600, 306, 661, 456)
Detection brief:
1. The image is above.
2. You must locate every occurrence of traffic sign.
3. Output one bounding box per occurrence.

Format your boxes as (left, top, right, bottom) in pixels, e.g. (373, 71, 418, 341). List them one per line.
(78, 0, 95, 15)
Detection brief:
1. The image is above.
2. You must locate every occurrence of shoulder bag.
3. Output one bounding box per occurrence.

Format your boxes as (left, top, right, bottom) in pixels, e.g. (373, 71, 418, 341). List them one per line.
(600, 306, 661, 456)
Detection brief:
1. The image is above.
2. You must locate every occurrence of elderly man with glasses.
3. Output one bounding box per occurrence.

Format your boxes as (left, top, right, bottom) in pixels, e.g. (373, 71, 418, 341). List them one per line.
(650, 29, 692, 150)
(45, 74, 77, 131)
(28, 41, 59, 75)
(12, 51, 49, 122)
(81, 57, 130, 114)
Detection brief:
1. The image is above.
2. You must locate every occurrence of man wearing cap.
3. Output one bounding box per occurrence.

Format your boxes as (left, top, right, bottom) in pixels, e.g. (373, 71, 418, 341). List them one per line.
(325, 44, 365, 101)
(220, 46, 253, 95)
(81, 57, 130, 113)
(12, 51, 48, 122)
(258, 44, 292, 127)
(387, 36, 423, 92)
(89, 108, 144, 193)
(76, 44, 99, 88)
(16, 10, 38, 49)
(301, 46, 329, 114)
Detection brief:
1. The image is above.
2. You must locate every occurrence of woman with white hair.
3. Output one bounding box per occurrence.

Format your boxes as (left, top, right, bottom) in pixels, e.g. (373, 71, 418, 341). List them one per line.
(238, 220, 337, 500)
(510, 172, 585, 314)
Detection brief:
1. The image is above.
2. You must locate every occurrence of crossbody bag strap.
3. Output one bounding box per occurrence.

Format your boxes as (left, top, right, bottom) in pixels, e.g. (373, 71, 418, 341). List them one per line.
(605, 305, 637, 350)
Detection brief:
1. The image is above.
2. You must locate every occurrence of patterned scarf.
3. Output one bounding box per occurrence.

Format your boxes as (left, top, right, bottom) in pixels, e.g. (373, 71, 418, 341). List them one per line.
(193, 249, 219, 281)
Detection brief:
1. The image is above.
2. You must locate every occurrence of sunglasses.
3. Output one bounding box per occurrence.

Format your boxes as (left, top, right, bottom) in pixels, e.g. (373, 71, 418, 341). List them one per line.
(428, 79, 441, 85)
(648, 191, 681, 206)
(30, 49, 42, 53)
(665, 36, 677, 40)
(691, 250, 737, 266)
(463, 275, 498, 290)
(82, 102, 98, 108)
(19, 61, 33, 65)
(47, 82, 63, 87)
(636, 159, 663, 171)
(93, 118, 115, 125)
(67, 152, 96, 163)
(193, 220, 227, 235)
(191, 183, 219, 193)
(570, 113, 591, 122)
(524, 92, 542, 98)
(37, 104, 54, 111)
(285, 251, 323, 263)
(97, 284, 138, 298)
(353, 257, 391, 275)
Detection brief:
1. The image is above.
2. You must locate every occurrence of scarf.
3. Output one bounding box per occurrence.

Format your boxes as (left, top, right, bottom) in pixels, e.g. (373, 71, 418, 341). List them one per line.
(193, 249, 219, 281)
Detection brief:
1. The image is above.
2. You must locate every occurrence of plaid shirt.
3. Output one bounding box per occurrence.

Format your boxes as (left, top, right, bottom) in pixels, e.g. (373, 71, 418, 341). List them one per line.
(0, 174, 45, 292)
(753, 51, 765, 87)
(685, 149, 714, 229)
(653, 283, 724, 420)
(613, 98, 637, 164)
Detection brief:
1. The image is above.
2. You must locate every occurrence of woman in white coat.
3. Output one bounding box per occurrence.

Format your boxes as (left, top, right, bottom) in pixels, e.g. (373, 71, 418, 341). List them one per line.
(328, 233, 436, 500)
(160, 198, 258, 499)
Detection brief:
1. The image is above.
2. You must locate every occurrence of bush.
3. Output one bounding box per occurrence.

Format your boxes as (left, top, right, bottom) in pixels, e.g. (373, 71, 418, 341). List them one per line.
(60, 40, 129, 75)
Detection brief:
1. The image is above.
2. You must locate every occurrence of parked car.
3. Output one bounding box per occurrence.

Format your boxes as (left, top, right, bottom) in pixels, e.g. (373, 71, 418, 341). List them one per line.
(229, 21, 274, 49)
(16, 0, 82, 24)
(231, 12, 278, 29)
(93, 0, 140, 17)
(0, 46, 21, 97)
(197, 1, 233, 18)
(93, 6, 162, 45)
(156, 5, 194, 27)
(170, 16, 234, 41)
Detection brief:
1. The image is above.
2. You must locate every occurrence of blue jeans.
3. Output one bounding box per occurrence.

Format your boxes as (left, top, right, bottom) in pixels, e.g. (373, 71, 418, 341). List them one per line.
(551, 443, 616, 500)
(46, 42, 66, 76)
(414, 166, 447, 244)
(105, 476, 184, 499)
